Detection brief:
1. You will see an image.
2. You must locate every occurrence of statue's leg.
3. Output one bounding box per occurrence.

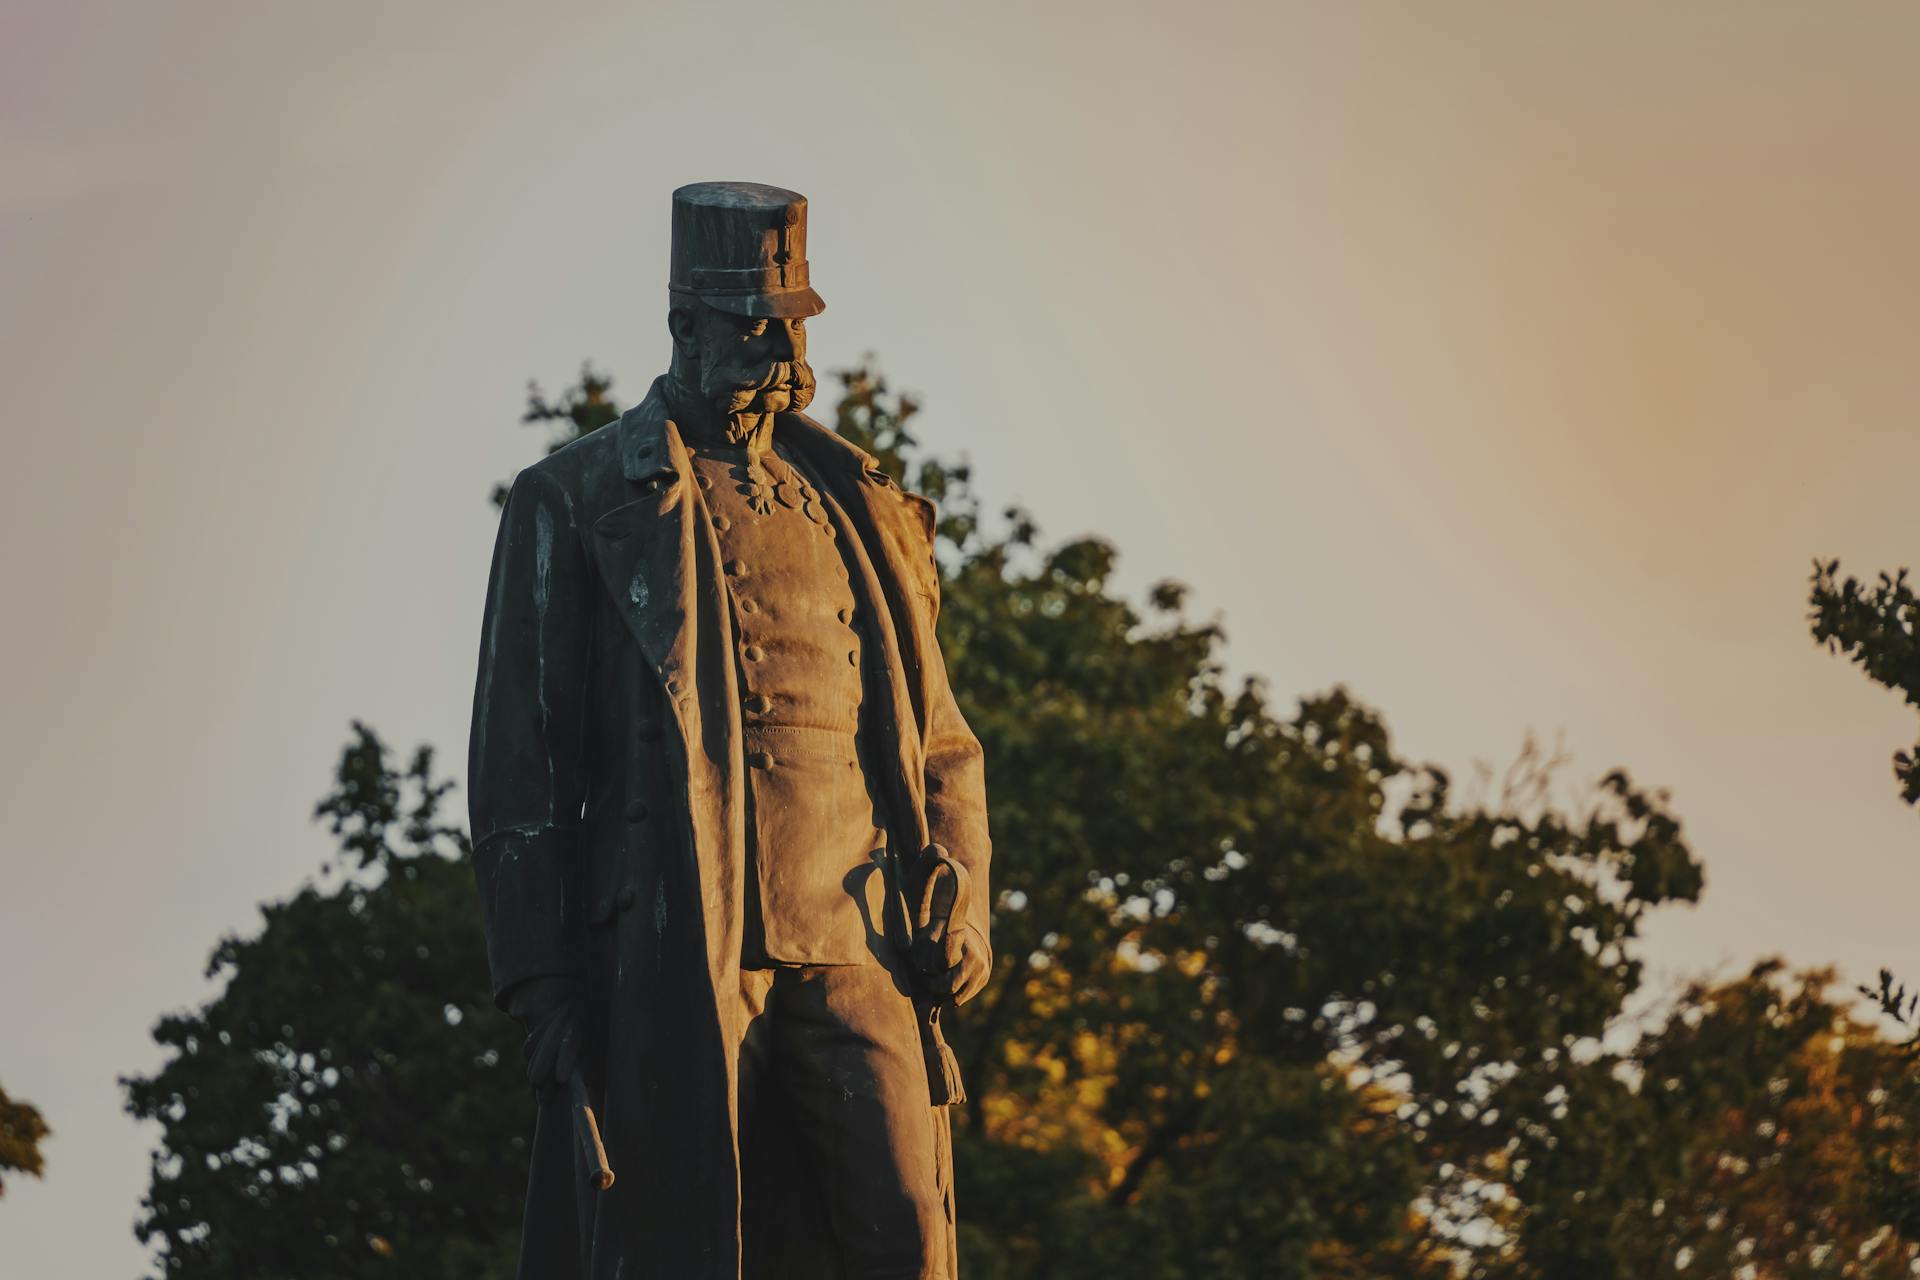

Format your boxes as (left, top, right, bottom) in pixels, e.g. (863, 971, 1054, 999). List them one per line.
(764, 962, 949, 1280)
(743, 965, 847, 1280)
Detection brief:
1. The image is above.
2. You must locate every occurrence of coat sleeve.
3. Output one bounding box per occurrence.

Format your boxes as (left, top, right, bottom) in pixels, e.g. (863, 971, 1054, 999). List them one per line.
(468, 464, 594, 1008)
(919, 570, 995, 952)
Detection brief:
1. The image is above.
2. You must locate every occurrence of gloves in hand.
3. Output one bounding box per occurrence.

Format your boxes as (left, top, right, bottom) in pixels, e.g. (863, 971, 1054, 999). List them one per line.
(925, 922, 992, 1006)
(907, 848, 992, 1007)
(507, 975, 584, 1088)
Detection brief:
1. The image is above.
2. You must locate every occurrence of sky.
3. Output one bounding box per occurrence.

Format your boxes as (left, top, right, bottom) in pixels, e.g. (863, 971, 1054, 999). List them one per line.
(6, 1, 1920, 1273)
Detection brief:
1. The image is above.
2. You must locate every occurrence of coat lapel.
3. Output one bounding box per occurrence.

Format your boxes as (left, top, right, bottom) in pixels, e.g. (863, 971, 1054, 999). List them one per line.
(589, 381, 698, 675)
(592, 377, 751, 1113)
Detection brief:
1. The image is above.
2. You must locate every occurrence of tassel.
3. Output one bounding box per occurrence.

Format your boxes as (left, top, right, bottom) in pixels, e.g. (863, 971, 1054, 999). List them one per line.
(922, 999, 967, 1107)
(934, 1035, 967, 1108)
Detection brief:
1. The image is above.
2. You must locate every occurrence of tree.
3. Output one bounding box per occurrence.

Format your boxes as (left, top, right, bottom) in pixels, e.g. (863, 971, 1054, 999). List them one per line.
(1809, 560, 1920, 807)
(123, 727, 525, 1276)
(1809, 558, 1920, 1242)
(0, 1082, 49, 1197)
(1592, 962, 1920, 1278)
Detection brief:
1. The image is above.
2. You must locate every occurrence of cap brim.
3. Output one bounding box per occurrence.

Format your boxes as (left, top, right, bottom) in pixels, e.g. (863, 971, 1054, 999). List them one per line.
(700, 287, 825, 319)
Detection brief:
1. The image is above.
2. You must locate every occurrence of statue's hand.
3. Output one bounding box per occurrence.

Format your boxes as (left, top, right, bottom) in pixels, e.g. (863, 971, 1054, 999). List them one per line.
(925, 924, 992, 1006)
(507, 976, 584, 1088)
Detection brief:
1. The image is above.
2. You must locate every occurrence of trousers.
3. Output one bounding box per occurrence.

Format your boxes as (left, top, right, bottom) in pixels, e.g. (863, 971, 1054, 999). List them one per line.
(735, 961, 951, 1280)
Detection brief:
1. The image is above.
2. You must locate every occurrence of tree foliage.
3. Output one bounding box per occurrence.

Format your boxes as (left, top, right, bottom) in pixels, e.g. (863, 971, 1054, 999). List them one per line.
(1809, 557, 1920, 1245)
(0, 1082, 49, 1196)
(1587, 962, 1920, 1278)
(122, 727, 525, 1276)
(1810, 559, 1920, 807)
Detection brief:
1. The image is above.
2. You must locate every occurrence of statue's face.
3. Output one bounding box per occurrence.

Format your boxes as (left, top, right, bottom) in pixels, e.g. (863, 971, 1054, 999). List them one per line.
(689, 304, 815, 419)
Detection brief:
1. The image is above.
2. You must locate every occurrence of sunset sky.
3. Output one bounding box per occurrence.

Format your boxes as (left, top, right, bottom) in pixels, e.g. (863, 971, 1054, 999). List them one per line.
(6, 2, 1920, 1272)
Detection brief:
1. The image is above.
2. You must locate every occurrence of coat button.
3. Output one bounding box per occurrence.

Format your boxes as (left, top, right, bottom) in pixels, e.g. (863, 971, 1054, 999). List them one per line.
(726, 559, 748, 576)
(744, 694, 772, 714)
(744, 645, 766, 662)
(837, 607, 853, 624)
(740, 599, 759, 614)
(616, 886, 638, 911)
(748, 750, 775, 769)
(848, 649, 858, 665)
(696, 473, 712, 490)
(713, 515, 732, 531)
(625, 799, 649, 822)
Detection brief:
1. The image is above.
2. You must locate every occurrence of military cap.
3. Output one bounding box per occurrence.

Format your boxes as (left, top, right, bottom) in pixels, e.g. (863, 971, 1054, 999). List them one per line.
(669, 181, 825, 318)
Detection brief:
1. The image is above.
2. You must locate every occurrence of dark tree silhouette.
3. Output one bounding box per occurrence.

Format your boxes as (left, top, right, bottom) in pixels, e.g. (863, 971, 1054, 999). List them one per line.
(123, 729, 524, 1276)
(0, 1083, 49, 1197)
(1810, 559, 1920, 807)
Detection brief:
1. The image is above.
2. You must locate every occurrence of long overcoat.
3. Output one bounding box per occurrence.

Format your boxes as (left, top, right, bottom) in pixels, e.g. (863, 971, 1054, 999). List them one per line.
(468, 375, 992, 1279)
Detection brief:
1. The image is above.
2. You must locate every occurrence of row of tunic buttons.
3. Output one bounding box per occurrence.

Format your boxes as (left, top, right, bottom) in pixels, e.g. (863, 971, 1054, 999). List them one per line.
(710, 466, 859, 770)
(837, 604, 860, 666)
(725, 564, 762, 636)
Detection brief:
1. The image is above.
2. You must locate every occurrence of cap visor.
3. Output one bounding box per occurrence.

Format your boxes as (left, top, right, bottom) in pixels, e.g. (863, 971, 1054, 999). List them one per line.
(700, 287, 825, 319)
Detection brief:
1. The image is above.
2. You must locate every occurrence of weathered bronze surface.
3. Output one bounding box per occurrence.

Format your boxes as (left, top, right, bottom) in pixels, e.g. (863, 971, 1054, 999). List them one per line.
(469, 181, 993, 1279)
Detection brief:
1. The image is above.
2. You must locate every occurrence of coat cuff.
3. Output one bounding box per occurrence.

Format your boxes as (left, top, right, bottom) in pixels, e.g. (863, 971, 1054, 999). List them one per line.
(472, 824, 587, 1009)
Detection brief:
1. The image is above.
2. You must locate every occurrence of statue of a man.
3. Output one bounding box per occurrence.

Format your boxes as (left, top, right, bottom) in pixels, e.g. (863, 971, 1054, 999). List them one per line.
(468, 181, 993, 1280)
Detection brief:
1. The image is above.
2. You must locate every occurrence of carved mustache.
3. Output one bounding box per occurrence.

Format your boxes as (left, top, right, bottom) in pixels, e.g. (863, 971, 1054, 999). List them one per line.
(717, 358, 815, 411)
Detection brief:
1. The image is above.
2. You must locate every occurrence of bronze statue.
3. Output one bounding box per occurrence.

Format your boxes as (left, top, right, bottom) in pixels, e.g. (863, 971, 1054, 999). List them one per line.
(469, 181, 993, 1280)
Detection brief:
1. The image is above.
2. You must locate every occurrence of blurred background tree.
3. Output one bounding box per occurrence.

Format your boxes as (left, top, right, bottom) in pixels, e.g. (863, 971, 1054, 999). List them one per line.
(0, 1083, 49, 1197)
(1564, 962, 1920, 1278)
(1810, 560, 1920, 809)
(122, 729, 525, 1276)
(118, 368, 1920, 1278)
(1809, 559, 1920, 1247)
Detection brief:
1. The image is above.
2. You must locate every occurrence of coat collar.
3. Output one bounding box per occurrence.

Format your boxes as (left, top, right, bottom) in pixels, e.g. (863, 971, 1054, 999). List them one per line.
(618, 374, 882, 484)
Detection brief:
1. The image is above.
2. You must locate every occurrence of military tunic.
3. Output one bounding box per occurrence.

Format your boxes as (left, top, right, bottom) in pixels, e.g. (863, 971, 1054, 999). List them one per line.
(687, 438, 894, 967)
(687, 434, 953, 1274)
